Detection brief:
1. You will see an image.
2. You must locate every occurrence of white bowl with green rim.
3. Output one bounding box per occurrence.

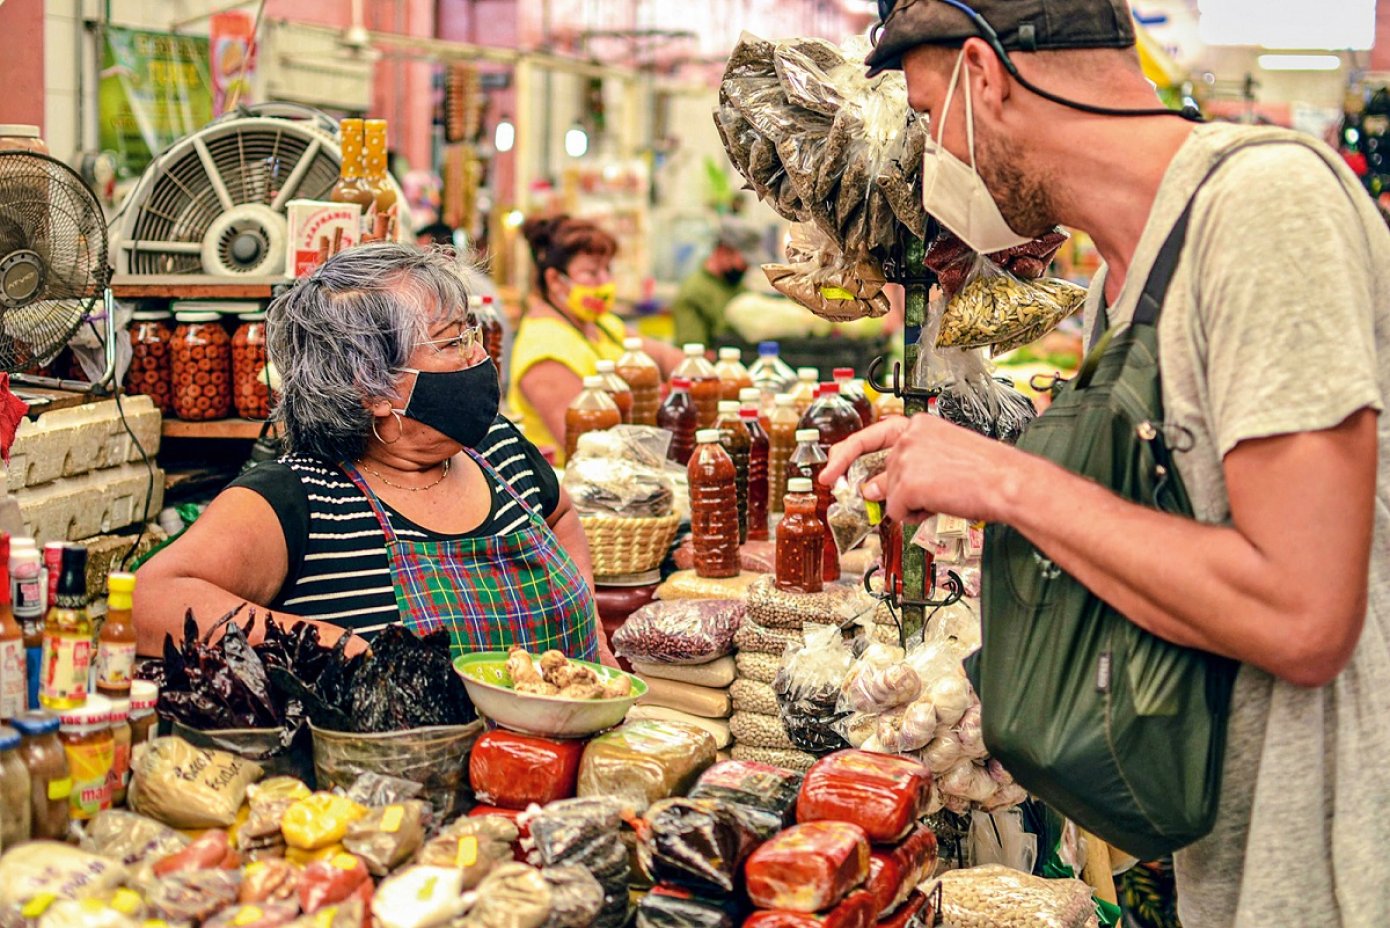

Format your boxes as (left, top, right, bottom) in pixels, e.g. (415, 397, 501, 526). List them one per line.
(452, 651, 647, 739)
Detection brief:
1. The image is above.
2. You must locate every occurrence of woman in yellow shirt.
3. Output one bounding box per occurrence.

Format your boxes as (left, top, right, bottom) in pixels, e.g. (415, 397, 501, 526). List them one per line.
(512, 215, 681, 461)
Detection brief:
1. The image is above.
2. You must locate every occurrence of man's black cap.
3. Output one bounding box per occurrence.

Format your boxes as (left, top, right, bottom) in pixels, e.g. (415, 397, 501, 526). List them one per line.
(865, 0, 1137, 76)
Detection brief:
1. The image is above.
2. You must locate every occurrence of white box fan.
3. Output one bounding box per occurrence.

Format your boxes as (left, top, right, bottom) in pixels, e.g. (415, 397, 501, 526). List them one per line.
(112, 105, 403, 281)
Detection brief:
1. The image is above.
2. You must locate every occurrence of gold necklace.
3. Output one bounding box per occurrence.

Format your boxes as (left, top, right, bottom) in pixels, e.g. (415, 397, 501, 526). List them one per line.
(361, 458, 452, 492)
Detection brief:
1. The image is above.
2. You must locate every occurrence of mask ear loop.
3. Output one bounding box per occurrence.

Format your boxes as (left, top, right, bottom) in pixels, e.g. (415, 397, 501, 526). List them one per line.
(960, 53, 979, 172)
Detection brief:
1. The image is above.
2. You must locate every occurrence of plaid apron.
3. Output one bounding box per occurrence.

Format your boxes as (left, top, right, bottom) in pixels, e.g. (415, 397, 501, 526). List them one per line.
(340, 450, 599, 662)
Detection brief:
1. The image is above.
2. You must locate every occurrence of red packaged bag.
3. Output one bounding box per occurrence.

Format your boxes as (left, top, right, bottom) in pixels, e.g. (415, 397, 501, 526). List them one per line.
(743, 891, 878, 928)
(469, 805, 530, 862)
(865, 827, 938, 915)
(744, 821, 870, 913)
(299, 852, 371, 914)
(469, 730, 586, 809)
(875, 892, 927, 928)
(797, 751, 932, 844)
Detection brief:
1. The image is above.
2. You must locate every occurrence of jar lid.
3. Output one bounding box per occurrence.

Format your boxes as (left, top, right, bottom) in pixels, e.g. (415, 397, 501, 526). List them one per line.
(108, 698, 130, 723)
(0, 125, 41, 138)
(717, 401, 739, 413)
(175, 311, 223, 323)
(11, 710, 59, 736)
(172, 300, 260, 314)
(237, 312, 267, 322)
(795, 429, 820, 442)
(130, 679, 159, 713)
(788, 477, 813, 493)
(696, 429, 721, 443)
(0, 725, 18, 750)
(59, 694, 112, 732)
(131, 310, 172, 321)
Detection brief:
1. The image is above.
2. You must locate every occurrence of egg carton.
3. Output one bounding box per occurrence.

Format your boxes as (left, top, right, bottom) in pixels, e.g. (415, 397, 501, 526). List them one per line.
(6, 396, 162, 494)
(15, 462, 165, 545)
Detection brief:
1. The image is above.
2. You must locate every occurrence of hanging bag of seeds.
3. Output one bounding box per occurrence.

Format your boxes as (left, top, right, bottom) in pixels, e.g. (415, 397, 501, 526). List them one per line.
(762, 223, 891, 324)
(914, 309, 1038, 446)
(936, 252, 1087, 356)
(772, 625, 853, 755)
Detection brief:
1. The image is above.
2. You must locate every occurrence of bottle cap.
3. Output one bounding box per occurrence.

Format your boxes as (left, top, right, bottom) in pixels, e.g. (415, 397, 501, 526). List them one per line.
(717, 401, 739, 413)
(833, 367, 855, 379)
(683, 343, 705, 355)
(696, 429, 721, 443)
(130, 680, 159, 714)
(758, 341, 779, 355)
(108, 698, 130, 724)
(595, 360, 616, 373)
(11, 537, 34, 550)
(820, 382, 841, 394)
(107, 573, 136, 597)
(59, 694, 112, 733)
(623, 337, 643, 350)
(0, 726, 18, 751)
(774, 393, 794, 406)
(788, 477, 813, 493)
(481, 294, 494, 305)
(795, 429, 820, 442)
(718, 347, 741, 361)
(582, 376, 605, 388)
(739, 388, 761, 403)
(670, 377, 692, 389)
(739, 407, 759, 417)
(11, 711, 59, 737)
(797, 367, 818, 381)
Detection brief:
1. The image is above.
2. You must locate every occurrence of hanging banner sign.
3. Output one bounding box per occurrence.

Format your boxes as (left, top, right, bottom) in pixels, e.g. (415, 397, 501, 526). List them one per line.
(99, 26, 212, 178)
(211, 10, 257, 115)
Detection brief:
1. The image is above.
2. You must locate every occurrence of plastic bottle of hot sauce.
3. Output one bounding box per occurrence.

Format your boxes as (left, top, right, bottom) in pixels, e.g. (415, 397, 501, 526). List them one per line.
(673, 344, 721, 429)
(789, 367, 820, 416)
(688, 430, 740, 579)
(776, 478, 825, 594)
(96, 573, 136, 699)
(40, 546, 91, 711)
(739, 393, 771, 543)
(767, 394, 801, 515)
(564, 376, 621, 463)
(594, 360, 634, 425)
(658, 377, 699, 466)
(800, 381, 864, 451)
(833, 367, 875, 427)
(715, 401, 752, 545)
(714, 347, 753, 403)
(617, 337, 661, 427)
(739, 386, 771, 435)
(787, 429, 839, 584)
(0, 535, 24, 722)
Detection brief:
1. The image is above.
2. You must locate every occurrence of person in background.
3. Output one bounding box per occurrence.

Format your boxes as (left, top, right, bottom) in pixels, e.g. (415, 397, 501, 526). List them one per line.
(671, 218, 763, 348)
(415, 220, 456, 248)
(513, 214, 681, 462)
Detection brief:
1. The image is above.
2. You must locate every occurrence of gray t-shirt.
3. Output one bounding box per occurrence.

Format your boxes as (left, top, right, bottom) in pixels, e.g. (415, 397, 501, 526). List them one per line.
(1085, 123, 1390, 927)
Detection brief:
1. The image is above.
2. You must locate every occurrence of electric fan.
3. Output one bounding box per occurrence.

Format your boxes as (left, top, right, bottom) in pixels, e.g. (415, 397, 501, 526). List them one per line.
(0, 150, 114, 395)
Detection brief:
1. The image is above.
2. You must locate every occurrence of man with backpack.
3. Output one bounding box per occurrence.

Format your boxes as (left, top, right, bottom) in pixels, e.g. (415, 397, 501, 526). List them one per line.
(823, 1, 1389, 925)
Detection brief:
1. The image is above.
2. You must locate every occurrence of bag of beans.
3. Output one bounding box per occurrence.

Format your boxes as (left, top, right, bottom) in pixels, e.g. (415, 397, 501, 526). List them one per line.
(128, 736, 263, 829)
(612, 600, 745, 665)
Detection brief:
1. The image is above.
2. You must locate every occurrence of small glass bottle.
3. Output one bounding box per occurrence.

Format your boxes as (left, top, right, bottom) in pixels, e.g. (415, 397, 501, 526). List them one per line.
(12, 710, 69, 840)
(59, 694, 112, 820)
(617, 337, 661, 427)
(714, 347, 753, 403)
(96, 573, 136, 699)
(0, 535, 24, 721)
(231, 312, 271, 419)
(688, 430, 740, 580)
(128, 680, 159, 747)
(331, 118, 375, 214)
(789, 367, 820, 416)
(106, 697, 132, 807)
(363, 118, 397, 214)
(800, 382, 864, 452)
(715, 401, 751, 545)
(748, 341, 796, 399)
(740, 396, 771, 543)
(594, 360, 634, 425)
(171, 311, 233, 421)
(564, 376, 621, 463)
(40, 545, 91, 710)
(658, 376, 699, 466)
(776, 478, 825, 594)
(787, 429, 839, 584)
(833, 367, 875, 427)
(126, 310, 174, 415)
(673, 344, 721, 429)
(768, 394, 801, 516)
(0, 725, 31, 846)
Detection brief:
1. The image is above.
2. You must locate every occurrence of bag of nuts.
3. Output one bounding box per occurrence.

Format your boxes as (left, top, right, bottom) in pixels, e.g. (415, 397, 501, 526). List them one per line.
(936, 252, 1086, 357)
(928, 864, 1099, 928)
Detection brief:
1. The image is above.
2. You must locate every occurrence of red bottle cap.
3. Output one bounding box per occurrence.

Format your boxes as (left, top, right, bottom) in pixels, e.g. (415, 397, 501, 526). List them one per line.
(833, 367, 855, 380)
(670, 377, 692, 389)
(820, 382, 841, 395)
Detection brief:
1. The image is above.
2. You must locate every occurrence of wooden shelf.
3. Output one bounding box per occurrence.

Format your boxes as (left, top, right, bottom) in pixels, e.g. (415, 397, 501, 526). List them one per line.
(161, 419, 266, 440)
(110, 275, 291, 300)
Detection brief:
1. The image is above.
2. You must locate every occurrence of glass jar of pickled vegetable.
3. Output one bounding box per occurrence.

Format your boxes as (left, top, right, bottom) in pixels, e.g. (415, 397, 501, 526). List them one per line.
(171, 312, 232, 421)
(232, 312, 271, 419)
(127, 310, 173, 414)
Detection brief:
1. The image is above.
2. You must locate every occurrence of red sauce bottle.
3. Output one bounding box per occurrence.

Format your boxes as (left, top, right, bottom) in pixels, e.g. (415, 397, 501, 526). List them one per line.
(833, 367, 875, 428)
(673, 344, 721, 429)
(787, 428, 839, 583)
(776, 478, 824, 593)
(715, 401, 751, 544)
(594, 360, 634, 424)
(799, 382, 864, 452)
(689, 430, 740, 579)
(658, 377, 699, 466)
(617, 337, 662, 427)
(714, 347, 753, 403)
(740, 398, 771, 543)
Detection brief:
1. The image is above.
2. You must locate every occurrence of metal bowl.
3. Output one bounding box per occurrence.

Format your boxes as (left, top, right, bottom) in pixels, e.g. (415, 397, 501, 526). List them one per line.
(453, 651, 647, 739)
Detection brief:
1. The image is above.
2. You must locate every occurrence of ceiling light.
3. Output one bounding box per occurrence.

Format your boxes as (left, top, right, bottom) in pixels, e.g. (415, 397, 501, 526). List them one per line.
(1198, 0, 1373, 50)
(1257, 54, 1342, 72)
(503, 209, 525, 229)
(565, 124, 589, 159)
(494, 119, 515, 153)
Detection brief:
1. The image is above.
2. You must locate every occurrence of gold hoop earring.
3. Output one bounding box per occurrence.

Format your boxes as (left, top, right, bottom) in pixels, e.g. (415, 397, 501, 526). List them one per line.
(371, 411, 404, 445)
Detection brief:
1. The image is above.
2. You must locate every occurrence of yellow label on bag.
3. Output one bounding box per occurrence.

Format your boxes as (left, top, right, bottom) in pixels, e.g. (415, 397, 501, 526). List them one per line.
(819, 285, 856, 301)
(332, 853, 359, 871)
(234, 907, 264, 926)
(456, 835, 478, 868)
(381, 804, 404, 833)
(21, 894, 56, 918)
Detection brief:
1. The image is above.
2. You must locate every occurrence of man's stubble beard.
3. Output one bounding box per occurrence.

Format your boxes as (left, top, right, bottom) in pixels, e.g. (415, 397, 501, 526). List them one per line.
(978, 124, 1060, 240)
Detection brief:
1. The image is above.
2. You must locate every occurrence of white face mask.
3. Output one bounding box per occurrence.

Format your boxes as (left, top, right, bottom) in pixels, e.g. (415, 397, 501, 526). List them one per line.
(920, 51, 1032, 254)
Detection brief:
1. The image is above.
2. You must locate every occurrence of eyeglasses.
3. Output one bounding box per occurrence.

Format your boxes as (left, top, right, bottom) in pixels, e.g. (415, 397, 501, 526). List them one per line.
(419, 324, 484, 361)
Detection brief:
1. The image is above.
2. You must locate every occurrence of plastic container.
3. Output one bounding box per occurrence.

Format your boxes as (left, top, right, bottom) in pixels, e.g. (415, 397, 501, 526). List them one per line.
(688, 431, 740, 580)
(107, 698, 132, 806)
(232, 312, 271, 419)
(0, 725, 31, 846)
(129, 679, 159, 746)
(12, 710, 68, 840)
(96, 572, 136, 699)
(749, 341, 796, 399)
(470, 295, 506, 377)
(674, 344, 721, 429)
(59, 693, 112, 820)
(595, 360, 634, 425)
(127, 310, 174, 415)
(714, 401, 751, 545)
(768, 394, 800, 516)
(618, 337, 662, 427)
(658, 377, 699, 466)
(741, 402, 771, 543)
(788, 368, 820, 417)
(714, 347, 753, 403)
(833, 368, 874, 427)
(800, 383, 864, 451)
(787, 429, 838, 583)
(171, 311, 233, 421)
(776, 478, 824, 594)
(311, 720, 483, 823)
(565, 376, 621, 462)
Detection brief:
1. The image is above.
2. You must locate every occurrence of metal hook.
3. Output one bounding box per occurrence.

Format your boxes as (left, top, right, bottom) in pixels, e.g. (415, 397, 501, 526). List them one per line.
(866, 355, 938, 402)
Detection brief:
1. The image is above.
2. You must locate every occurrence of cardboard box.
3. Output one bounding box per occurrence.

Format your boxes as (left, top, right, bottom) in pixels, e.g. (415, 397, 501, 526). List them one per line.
(285, 199, 362, 277)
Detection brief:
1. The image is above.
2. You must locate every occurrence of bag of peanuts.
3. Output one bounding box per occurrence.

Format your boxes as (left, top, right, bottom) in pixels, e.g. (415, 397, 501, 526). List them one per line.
(928, 865, 1099, 928)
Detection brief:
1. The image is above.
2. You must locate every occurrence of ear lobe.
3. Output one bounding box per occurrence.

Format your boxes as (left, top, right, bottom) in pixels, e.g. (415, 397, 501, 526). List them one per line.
(965, 39, 1010, 116)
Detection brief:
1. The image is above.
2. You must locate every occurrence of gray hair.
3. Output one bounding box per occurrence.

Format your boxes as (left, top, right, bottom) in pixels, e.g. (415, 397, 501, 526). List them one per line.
(267, 243, 471, 462)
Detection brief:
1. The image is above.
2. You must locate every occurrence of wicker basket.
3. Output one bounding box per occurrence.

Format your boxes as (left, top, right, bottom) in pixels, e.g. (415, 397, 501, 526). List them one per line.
(581, 513, 681, 577)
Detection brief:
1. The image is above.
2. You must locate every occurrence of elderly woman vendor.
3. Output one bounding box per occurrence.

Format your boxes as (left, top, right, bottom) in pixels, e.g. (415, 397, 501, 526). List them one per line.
(135, 245, 614, 665)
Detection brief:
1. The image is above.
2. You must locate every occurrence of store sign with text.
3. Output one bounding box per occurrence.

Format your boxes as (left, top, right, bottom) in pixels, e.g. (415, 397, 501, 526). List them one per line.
(99, 26, 212, 178)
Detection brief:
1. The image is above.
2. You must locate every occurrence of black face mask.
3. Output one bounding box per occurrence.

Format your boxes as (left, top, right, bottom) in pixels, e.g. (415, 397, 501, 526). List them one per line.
(722, 267, 746, 287)
(392, 359, 499, 449)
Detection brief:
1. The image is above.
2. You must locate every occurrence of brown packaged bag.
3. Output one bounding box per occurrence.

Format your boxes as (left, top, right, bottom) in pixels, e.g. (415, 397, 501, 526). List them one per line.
(128, 736, 263, 829)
